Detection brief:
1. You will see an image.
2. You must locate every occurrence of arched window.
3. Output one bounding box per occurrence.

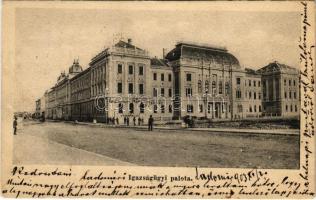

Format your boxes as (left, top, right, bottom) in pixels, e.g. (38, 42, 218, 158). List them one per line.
(169, 105, 172, 113)
(118, 103, 123, 113)
(249, 105, 252, 112)
(205, 81, 209, 93)
(139, 102, 145, 113)
(218, 81, 223, 94)
(212, 81, 216, 95)
(129, 103, 134, 114)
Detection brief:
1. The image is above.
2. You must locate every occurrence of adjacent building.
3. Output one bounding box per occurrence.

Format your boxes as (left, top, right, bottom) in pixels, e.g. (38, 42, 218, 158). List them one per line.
(37, 39, 300, 122)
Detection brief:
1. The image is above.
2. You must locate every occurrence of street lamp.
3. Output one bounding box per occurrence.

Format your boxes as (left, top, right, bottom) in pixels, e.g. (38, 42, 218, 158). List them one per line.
(105, 88, 109, 123)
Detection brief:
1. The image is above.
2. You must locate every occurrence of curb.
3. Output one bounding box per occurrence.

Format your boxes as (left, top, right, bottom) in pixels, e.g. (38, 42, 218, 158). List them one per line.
(46, 120, 300, 136)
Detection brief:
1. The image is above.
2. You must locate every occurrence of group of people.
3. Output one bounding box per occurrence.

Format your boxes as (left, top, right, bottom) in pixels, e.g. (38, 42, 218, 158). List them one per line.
(107, 115, 155, 131)
(123, 116, 145, 126)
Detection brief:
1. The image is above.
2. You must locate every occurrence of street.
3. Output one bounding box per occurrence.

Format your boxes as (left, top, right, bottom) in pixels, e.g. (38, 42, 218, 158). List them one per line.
(14, 121, 300, 169)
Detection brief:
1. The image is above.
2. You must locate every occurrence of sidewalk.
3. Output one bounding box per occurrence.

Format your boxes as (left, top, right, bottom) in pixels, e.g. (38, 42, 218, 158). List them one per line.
(53, 120, 300, 136)
(13, 131, 135, 166)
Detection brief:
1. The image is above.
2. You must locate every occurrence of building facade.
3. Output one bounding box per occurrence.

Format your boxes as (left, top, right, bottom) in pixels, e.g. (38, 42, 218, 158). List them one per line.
(257, 61, 300, 117)
(38, 39, 300, 122)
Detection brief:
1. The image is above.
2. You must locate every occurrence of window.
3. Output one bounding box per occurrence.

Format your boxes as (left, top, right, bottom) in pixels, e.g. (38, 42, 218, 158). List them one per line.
(199, 104, 203, 113)
(198, 80, 202, 93)
(117, 64, 122, 74)
(236, 90, 242, 98)
(286, 105, 288, 112)
(289, 80, 291, 86)
(161, 105, 165, 113)
(225, 82, 229, 95)
(168, 88, 172, 97)
(295, 105, 297, 112)
(168, 74, 172, 82)
(253, 80, 256, 87)
(154, 105, 158, 113)
(290, 105, 293, 112)
(117, 82, 122, 93)
(249, 92, 252, 99)
(254, 92, 257, 99)
(161, 88, 165, 97)
(249, 80, 251, 87)
(186, 88, 193, 97)
(118, 103, 123, 113)
(139, 66, 143, 75)
(128, 65, 133, 74)
(294, 92, 296, 99)
(258, 81, 261, 87)
(249, 106, 252, 112)
(161, 73, 164, 81)
(284, 92, 287, 98)
(205, 81, 209, 93)
(139, 84, 144, 94)
(153, 73, 157, 80)
(186, 73, 192, 81)
(129, 103, 134, 114)
(187, 104, 193, 113)
(289, 91, 292, 99)
(128, 83, 133, 94)
(284, 79, 286, 86)
(259, 105, 262, 112)
(259, 92, 261, 99)
(238, 105, 243, 113)
(153, 88, 157, 97)
(254, 105, 257, 112)
(294, 80, 296, 86)
(140, 103, 145, 113)
(236, 78, 241, 85)
(212, 81, 216, 94)
(169, 105, 172, 113)
(218, 81, 223, 94)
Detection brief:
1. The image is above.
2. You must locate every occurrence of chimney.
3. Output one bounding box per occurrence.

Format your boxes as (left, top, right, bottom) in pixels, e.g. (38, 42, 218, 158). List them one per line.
(163, 48, 168, 58)
(127, 38, 132, 44)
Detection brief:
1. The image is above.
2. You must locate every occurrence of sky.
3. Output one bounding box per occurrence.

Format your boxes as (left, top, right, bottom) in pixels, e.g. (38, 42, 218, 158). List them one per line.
(13, 3, 301, 112)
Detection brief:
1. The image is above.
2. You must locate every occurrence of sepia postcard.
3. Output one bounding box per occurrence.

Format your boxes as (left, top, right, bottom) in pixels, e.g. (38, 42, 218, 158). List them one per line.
(1, 1, 315, 198)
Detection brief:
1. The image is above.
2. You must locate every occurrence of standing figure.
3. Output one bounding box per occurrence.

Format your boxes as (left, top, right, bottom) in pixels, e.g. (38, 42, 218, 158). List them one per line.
(138, 117, 141, 126)
(116, 117, 119, 125)
(127, 117, 130, 126)
(13, 117, 17, 135)
(148, 115, 154, 131)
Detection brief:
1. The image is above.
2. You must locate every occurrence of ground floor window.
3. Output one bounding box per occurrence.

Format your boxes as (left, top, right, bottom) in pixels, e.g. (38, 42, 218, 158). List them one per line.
(187, 104, 194, 113)
(169, 105, 172, 113)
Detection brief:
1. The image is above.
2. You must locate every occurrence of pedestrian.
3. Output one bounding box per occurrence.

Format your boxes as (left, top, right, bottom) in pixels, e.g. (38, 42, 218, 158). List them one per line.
(116, 117, 119, 125)
(133, 117, 136, 126)
(13, 116, 17, 135)
(124, 117, 126, 125)
(127, 117, 130, 126)
(138, 117, 141, 126)
(148, 115, 154, 131)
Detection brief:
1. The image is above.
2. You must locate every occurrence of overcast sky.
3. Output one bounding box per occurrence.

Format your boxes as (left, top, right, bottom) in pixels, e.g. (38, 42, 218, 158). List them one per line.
(14, 3, 301, 112)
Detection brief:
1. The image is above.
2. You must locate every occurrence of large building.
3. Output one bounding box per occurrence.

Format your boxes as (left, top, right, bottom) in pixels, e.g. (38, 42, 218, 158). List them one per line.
(38, 39, 300, 122)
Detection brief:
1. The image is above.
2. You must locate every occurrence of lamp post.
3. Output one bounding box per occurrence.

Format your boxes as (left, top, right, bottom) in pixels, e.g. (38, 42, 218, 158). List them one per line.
(105, 88, 109, 123)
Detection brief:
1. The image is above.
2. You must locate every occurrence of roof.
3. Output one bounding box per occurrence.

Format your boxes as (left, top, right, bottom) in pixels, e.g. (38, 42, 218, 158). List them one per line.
(150, 58, 171, 70)
(114, 40, 143, 50)
(245, 68, 259, 75)
(257, 61, 299, 75)
(165, 42, 240, 66)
